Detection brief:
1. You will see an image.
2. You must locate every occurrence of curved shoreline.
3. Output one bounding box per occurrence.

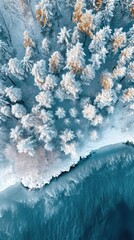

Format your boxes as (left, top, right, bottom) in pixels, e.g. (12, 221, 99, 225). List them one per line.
(1, 140, 134, 195)
(1, 143, 134, 240)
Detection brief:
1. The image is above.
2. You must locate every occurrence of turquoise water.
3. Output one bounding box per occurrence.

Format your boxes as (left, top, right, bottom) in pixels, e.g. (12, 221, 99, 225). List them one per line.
(0, 143, 134, 240)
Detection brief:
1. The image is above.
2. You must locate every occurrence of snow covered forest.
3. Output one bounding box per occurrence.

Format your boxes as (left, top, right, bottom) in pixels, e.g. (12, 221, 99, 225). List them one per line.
(0, 0, 134, 189)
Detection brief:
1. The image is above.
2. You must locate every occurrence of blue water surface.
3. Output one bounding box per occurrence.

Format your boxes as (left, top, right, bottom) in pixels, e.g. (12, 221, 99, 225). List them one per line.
(0, 143, 134, 240)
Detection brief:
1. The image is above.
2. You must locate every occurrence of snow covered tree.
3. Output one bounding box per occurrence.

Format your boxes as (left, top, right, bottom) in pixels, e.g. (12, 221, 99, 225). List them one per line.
(38, 124, 57, 146)
(61, 141, 77, 158)
(38, 109, 54, 125)
(118, 46, 134, 66)
(64, 118, 71, 126)
(127, 62, 134, 82)
(91, 114, 103, 126)
(73, 0, 93, 38)
(102, 0, 115, 23)
(94, 0, 103, 10)
(17, 137, 36, 156)
(81, 64, 95, 84)
(122, 88, 134, 103)
(11, 104, 26, 119)
(130, 4, 134, 17)
(112, 65, 126, 80)
(59, 129, 75, 143)
(41, 74, 58, 91)
(94, 90, 116, 109)
(36, 1, 48, 27)
(35, 91, 53, 108)
(35, 0, 53, 28)
(8, 58, 25, 80)
(22, 31, 35, 70)
(88, 26, 111, 70)
(57, 27, 71, 46)
(23, 31, 35, 49)
(21, 114, 41, 130)
(69, 108, 78, 118)
(0, 105, 11, 118)
(5, 87, 22, 103)
(111, 28, 127, 53)
(73, 0, 84, 23)
(77, 10, 94, 38)
(41, 38, 50, 55)
(66, 42, 85, 73)
(55, 107, 66, 119)
(49, 51, 64, 74)
(100, 72, 113, 90)
(21, 56, 33, 72)
(60, 72, 81, 99)
(32, 60, 47, 85)
(10, 125, 23, 142)
(71, 27, 80, 44)
(82, 103, 96, 121)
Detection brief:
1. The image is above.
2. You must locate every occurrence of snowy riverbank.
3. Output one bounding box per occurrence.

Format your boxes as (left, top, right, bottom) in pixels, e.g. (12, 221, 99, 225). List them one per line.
(1, 133, 134, 192)
(16, 105, 134, 190)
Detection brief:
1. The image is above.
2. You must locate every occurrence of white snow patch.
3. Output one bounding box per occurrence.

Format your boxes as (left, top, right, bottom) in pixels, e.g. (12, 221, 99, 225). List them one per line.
(19, 105, 134, 189)
(2, 104, 134, 191)
(0, 165, 18, 192)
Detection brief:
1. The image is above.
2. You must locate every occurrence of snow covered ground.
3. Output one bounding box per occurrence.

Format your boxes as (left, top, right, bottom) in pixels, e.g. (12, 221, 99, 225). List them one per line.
(1, 103, 134, 191)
